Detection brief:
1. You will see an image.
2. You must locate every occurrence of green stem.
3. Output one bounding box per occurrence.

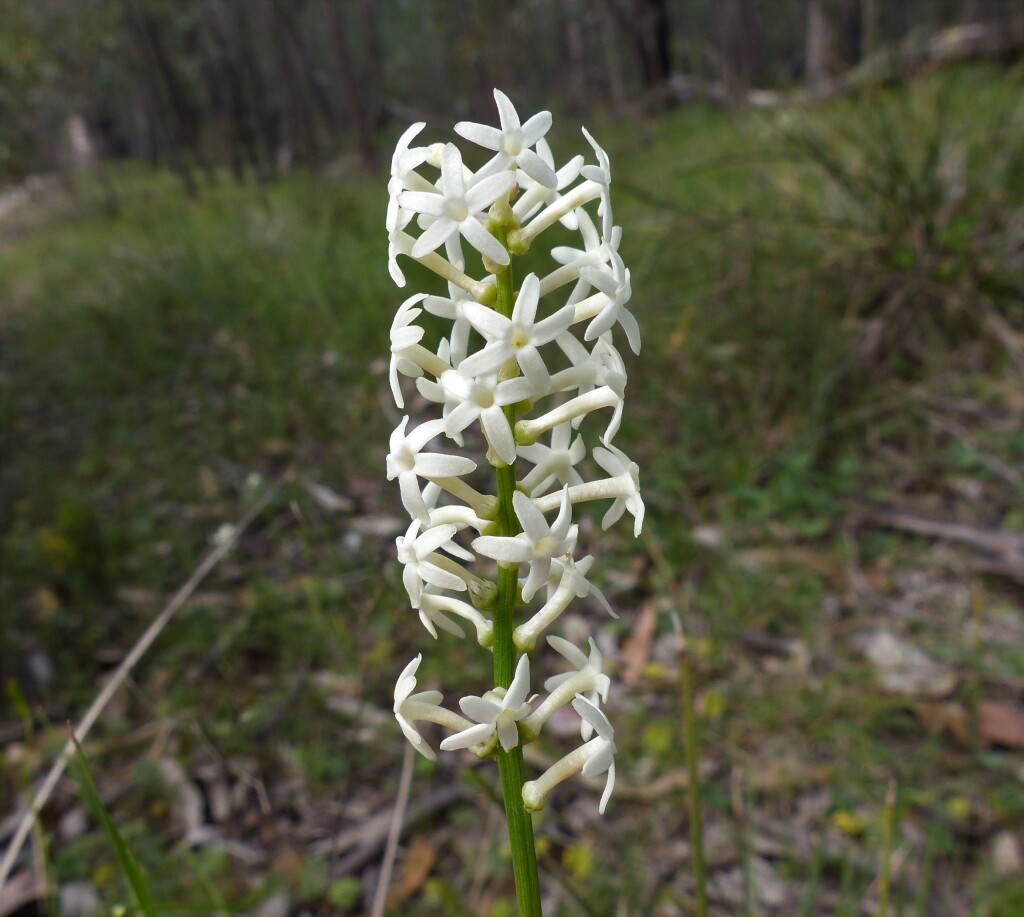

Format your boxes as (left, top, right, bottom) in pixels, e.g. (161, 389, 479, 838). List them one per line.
(878, 780, 896, 917)
(491, 223, 543, 917)
(680, 641, 708, 917)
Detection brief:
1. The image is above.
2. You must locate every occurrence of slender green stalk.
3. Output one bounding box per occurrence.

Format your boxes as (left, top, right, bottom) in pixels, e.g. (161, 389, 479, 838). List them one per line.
(679, 635, 708, 917)
(491, 223, 543, 917)
(797, 824, 827, 917)
(732, 768, 756, 917)
(878, 780, 896, 917)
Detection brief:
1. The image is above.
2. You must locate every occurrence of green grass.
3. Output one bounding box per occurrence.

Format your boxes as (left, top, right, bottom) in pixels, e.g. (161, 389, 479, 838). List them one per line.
(2, 64, 1023, 913)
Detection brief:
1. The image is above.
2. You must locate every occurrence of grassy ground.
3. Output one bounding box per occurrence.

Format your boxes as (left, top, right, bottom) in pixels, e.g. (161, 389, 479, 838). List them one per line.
(2, 64, 1024, 915)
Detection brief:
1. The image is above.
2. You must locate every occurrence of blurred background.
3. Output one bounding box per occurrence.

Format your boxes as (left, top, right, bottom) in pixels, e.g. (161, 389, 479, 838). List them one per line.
(2, 1, 1024, 914)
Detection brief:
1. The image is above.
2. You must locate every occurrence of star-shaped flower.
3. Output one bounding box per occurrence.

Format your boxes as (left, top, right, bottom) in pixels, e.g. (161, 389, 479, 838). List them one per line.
(473, 487, 578, 602)
(389, 294, 427, 407)
(579, 248, 641, 354)
(387, 416, 477, 524)
(396, 519, 472, 606)
(455, 89, 557, 188)
(429, 370, 533, 466)
(518, 422, 586, 497)
(440, 654, 533, 752)
(522, 695, 617, 814)
(593, 441, 644, 536)
(544, 637, 610, 739)
(394, 654, 444, 760)
(400, 143, 516, 266)
(458, 273, 575, 392)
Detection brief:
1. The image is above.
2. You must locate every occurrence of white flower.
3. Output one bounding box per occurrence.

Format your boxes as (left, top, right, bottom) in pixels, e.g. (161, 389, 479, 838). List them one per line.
(522, 637, 610, 741)
(455, 89, 557, 188)
(543, 637, 610, 737)
(542, 209, 614, 303)
(512, 138, 584, 228)
(387, 122, 431, 286)
(579, 248, 641, 354)
(518, 422, 586, 497)
(529, 440, 644, 537)
(513, 555, 615, 652)
(426, 370, 534, 466)
(458, 273, 575, 392)
(396, 519, 473, 606)
(423, 282, 478, 367)
(394, 655, 443, 759)
(548, 334, 627, 438)
(440, 654, 533, 752)
(394, 655, 473, 760)
(417, 586, 494, 645)
(551, 555, 616, 618)
(389, 294, 427, 407)
(522, 695, 616, 814)
(400, 143, 516, 266)
(387, 416, 477, 524)
(473, 488, 578, 602)
(592, 441, 644, 535)
(581, 127, 614, 241)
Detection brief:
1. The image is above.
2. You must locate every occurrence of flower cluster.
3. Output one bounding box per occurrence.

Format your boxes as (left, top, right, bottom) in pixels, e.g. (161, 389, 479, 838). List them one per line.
(387, 89, 641, 815)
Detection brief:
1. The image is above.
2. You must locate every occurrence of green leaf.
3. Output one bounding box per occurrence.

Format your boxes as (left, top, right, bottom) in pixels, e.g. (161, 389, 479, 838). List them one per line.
(69, 735, 156, 917)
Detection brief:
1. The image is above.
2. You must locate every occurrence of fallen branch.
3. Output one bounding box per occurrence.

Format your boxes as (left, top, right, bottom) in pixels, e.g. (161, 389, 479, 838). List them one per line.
(870, 509, 1024, 586)
(871, 510, 1024, 561)
(0, 472, 287, 889)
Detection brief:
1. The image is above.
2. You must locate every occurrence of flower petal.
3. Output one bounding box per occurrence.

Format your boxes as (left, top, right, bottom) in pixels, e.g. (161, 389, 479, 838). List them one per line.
(464, 171, 518, 214)
(453, 120, 503, 151)
(439, 722, 494, 751)
(472, 534, 532, 564)
(480, 403, 516, 464)
(497, 717, 520, 751)
(411, 217, 458, 259)
(462, 301, 511, 339)
(520, 110, 552, 148)
(516, 148, 558, 188)
(547, 635, 589, 671)
(414, 453, 477, 478)
(505, 654, 532, 708)
(460, 695, 502, 723)
(493, 88, 521, 132)
(416, 523, 460, 555)
(460, 218, 510, 266)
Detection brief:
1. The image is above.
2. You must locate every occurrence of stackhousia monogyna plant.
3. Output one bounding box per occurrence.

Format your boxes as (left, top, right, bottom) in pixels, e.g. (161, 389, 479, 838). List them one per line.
(386, 89, 641, 914)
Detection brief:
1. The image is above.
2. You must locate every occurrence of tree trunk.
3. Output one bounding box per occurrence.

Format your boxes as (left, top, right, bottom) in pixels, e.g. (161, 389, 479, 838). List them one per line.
(806, 0, 832, 94)
(717, 0, 759, 85)
(633, 0, 672, 88)
(861, 0, 878, 59)
(599, 1, 627, 111)
(564, 16, 588, 113)
(325, 0, 378, 172)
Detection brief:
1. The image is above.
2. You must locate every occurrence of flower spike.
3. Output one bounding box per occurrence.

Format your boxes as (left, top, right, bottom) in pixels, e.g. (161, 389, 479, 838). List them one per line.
(384, 90, 640, 849)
